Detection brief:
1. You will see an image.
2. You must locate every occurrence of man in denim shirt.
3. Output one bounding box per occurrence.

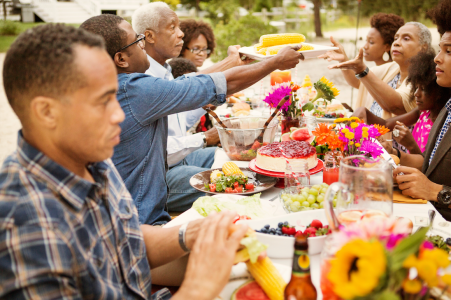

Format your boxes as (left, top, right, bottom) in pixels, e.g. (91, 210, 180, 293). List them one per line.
(0, 23, 250, 299)
(81, 15, 305, 225)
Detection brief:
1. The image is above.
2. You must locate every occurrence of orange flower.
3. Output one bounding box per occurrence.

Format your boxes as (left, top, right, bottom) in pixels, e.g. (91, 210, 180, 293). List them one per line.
(374, 124, 390, 136)
(312, 123, 333, 146)
(291, 83, 301, 92)
(326, 133, 344, 151)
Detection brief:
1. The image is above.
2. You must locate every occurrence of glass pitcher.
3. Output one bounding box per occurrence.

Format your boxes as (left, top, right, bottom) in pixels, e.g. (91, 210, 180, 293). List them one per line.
(324, 155, 393, 229)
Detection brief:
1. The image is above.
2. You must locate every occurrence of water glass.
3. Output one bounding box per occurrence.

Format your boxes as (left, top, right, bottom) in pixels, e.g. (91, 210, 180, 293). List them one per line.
(284, 161, 310, 193)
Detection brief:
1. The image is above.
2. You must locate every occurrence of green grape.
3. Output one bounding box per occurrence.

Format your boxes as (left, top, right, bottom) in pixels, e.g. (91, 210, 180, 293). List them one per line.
(311, 203, 320, 209)
(321, 187, 328, 194)
(308, 189, 318, 196)
(302, 192, 309, 199)
(297, 195, 307, 203)
(317, 194, 324, 203)
(301, 201, 310, 207)
(319, 202, 324, 208)
(291, 202, 301, 212)
(321, 182, 329, 188)
(301, 187, 310, 194)
(312, 185, 322, 191)
(284, 199, 293, 206)
(307, 194, 316, 205)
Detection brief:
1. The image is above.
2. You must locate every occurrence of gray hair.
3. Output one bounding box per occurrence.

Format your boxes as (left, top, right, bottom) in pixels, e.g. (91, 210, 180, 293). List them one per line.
(132, 2, 170, 34)
(405, 22, 432, 49)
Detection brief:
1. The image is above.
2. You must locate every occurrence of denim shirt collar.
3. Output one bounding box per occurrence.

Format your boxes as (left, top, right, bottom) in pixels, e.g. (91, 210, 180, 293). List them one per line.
(16, 131, 109, 211)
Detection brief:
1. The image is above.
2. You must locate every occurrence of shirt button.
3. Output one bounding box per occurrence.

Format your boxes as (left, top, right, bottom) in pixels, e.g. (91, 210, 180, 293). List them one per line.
(125, 206, 130, 213)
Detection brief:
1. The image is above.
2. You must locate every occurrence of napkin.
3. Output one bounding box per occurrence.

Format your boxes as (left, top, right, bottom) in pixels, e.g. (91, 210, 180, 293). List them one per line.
(393, 190, 428, 204)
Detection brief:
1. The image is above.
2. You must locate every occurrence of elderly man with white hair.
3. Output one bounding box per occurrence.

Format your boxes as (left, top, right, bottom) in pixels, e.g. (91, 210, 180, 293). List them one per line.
(132, 2, 249, 213)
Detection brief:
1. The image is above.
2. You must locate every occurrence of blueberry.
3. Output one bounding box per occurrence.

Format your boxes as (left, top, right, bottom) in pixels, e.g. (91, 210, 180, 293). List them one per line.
(261, 228, 268, 233)
(264, 224, 270, 229)
(269, 232, 275, 235)
(278, 222, 283, 228)
(283, 221, 289, 226)
(446, 238, 451, 245)
(283, 234, 289, 237)
(270, 228, 276, 233)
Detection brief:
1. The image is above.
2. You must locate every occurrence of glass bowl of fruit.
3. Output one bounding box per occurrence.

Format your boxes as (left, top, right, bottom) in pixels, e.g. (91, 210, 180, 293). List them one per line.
(215, 117, 278, 161)
(280, 183, 337, 213)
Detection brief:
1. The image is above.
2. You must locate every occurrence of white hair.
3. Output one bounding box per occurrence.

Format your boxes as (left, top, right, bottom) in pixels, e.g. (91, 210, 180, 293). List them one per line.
(405, 22, 432, 48)
(132, 2, 171, 34)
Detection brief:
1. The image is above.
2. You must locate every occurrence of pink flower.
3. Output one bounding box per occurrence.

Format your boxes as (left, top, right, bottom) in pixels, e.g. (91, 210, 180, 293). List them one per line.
(359, 139, 384, 158)
(263, 83, 292, 111)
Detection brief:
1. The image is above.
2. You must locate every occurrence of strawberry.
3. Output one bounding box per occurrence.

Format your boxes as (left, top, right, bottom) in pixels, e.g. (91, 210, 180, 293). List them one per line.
(251, 140, 262, 150)
(310, 219, 323, 229)
(308, 233, 316, 238)
(295, 230, 304, 237)
(225, 187, 233, 193)
(286, 227, 296, 236)
(232, 215, 240, 223)
(304, 227, 317, 235)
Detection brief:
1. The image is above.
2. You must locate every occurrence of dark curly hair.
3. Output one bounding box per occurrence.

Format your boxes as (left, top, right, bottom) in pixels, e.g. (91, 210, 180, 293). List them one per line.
(407, 50, 451, 108)
(3, 24, 104, 117)
(429, 0, 451, 36)
(370, 13, 405, 47)
(169, 58, 198, 79)
(80, 14, 126, 59)
(179, 19, 215, 58)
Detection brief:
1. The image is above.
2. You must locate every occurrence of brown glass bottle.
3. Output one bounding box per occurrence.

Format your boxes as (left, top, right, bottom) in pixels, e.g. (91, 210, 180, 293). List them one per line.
(284, 235, 317, 300)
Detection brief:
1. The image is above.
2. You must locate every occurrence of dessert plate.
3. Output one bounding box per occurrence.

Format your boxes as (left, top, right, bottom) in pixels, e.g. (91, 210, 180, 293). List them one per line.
(248, 158, 324, 178)
(189, 167, 277, 195)
(238, 43, 339, 60)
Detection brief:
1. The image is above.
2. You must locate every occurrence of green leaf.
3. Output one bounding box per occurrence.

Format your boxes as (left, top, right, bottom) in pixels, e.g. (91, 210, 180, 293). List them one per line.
(216, 183, 223, 192)
(391, 227, 428, 271)
(375, 290, 401, 300)
(302, 102, 314, 111)
(204, 183, 209, 190)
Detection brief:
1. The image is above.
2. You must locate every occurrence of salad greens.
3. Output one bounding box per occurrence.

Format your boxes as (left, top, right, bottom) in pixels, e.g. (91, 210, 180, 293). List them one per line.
(203, 174, 248, 192)
(192, 193, 265, 218)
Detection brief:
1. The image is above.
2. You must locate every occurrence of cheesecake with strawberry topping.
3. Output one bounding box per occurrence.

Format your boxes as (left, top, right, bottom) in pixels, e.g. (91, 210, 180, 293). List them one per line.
(256, 140, 317, 172)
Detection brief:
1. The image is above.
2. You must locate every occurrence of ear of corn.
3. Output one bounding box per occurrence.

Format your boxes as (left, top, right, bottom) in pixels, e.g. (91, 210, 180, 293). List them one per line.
(246, 257, 287, 300)
(222, 162, 244, 176)
(263, 44, 314, 56)
(254, 43, 264, 52)
(259, 33, 306, 48)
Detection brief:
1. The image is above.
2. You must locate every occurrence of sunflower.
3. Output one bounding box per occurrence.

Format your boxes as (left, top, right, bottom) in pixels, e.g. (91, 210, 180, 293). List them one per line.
(312, 76, 340, 102)
(312, 123, 333, 146)
(328, 239, 387, 299)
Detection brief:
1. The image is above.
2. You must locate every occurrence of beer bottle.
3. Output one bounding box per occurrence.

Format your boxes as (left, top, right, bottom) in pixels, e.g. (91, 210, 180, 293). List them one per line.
(284, 235, 317, 300)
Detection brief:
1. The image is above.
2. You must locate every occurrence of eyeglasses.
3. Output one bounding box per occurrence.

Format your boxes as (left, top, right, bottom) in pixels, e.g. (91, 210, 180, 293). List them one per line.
(117, 34, 145, 53)
(186, 47, 211, 55)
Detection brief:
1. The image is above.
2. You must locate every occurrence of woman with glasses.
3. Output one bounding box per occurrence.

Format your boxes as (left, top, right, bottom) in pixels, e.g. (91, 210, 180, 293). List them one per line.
(179, 19, 215, 68)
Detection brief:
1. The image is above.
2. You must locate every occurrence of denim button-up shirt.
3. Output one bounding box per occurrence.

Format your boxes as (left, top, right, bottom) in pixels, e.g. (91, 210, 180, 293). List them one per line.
(113, 72, 226, 225)
(0, 132, 158, 299)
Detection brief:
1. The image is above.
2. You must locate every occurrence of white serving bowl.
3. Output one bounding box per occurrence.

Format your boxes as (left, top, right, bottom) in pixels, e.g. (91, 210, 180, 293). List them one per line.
(237, 209, 330, 258)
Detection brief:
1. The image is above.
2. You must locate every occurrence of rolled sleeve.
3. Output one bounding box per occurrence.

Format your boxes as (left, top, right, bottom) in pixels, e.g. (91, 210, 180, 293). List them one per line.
(167, 134, 204, 167)
(208, 72, 227, 106)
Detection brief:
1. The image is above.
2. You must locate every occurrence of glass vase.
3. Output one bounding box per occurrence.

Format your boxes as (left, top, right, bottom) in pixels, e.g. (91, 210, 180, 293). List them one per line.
(280, 117, 300, 134)
(322, 150, 343, 185)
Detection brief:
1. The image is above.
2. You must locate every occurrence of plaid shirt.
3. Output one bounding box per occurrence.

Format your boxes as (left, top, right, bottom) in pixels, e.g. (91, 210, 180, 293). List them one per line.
(0, 132, 171, 300)
(429, 99, 451, 165)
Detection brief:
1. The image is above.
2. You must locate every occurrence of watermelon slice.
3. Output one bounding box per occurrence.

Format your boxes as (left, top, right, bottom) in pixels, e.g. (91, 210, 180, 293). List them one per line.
(290, 127, 299, 133)
(281, 132, 291, 142)
(290, 127, 315, 144)
(231, 280, 270, 300)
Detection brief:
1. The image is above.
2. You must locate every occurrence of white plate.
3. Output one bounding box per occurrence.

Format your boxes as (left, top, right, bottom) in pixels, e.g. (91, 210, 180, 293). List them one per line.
(236, 210, 330, 258)
(219, 262, 291, 300)
(315, 117, 338, 123)
(239, 43, 339, 60)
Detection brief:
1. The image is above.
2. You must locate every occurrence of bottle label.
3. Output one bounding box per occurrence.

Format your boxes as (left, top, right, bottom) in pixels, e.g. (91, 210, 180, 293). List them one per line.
(292, 250, 310, 275)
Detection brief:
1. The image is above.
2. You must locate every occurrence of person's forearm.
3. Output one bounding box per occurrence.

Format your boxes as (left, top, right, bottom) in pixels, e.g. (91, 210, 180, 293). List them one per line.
(407, 143, 422, 155)
(385, 109, 420, 130)
(360, 71, 406, 115)
(399, 152, 424, 170)
(223, 58, 279, 95)
(198, 56, 242, 74)
(363, 108, 387, 127)
(342, 69, 360, 89)
(141, 221, 201, 269)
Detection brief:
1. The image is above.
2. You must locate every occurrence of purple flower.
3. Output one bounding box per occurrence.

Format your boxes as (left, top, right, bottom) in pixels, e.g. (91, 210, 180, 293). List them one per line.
(263, 83, 292, 111)
(366, 126, 380, 139)
(359, 139, 384, 158)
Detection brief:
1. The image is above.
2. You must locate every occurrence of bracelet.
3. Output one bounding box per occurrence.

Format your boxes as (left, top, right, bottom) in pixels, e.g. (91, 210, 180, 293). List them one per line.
(355, 66, 369, 79)
(200, 133, 207, 149)
(178, 222, 191, 253)
(395, 148, 401, 159)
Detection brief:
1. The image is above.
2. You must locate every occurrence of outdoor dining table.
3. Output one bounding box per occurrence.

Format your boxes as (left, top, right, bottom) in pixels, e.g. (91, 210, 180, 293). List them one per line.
(165, 148, 451, 299)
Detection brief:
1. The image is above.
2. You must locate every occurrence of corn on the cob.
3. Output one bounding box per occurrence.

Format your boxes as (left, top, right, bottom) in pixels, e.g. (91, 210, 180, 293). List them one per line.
(263, 44, 314, 55)
(222, 162, 244, 176)
(246, 257, 287, 300)
(254, 43, 264, 52)
(259, 33, 306, 48)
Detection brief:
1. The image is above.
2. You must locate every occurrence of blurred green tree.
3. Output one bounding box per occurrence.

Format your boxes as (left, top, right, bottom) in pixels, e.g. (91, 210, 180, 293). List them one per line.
(211, 14, 277, 61)
(253, 0, 273, 12)
(152, 0, 181, 9)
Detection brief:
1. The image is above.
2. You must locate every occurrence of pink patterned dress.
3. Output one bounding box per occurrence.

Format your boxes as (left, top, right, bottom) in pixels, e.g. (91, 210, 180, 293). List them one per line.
(412, 111, 434, 152)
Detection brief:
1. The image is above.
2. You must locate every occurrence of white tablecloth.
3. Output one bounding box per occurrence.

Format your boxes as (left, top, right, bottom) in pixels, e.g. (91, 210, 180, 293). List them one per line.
(166, 148, 451, 299)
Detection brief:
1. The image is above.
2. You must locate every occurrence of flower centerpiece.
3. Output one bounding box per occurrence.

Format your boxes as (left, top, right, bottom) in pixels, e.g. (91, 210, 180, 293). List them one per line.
(301, 76, 340, 112)
(321, 217, 451, 300)
(262, 81, 301, 133)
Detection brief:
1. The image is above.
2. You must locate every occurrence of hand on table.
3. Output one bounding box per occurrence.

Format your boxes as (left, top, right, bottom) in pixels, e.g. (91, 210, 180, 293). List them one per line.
(273, 45, 304, 70)
(204, 127, 220, 146)
(317, 36, 348, 62)
(394, 166, 442, 201)
(352, 107, 368, 123)
(328, 47, 367, 74)
(377, 136, 395, 155)
(177, 212, 248, 300)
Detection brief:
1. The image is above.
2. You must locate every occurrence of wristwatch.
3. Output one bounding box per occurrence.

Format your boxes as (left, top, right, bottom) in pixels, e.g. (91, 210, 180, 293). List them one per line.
(437, 186, 451, 206)
(178, 222, 191, 253)
(355, 66, 369, 79)
(200, 133, 207, 149)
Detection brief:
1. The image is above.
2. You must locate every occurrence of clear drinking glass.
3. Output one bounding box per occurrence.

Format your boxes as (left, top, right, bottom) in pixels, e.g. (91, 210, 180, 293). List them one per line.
(324, 155, 393, 228)
(284, 161, 310, 193)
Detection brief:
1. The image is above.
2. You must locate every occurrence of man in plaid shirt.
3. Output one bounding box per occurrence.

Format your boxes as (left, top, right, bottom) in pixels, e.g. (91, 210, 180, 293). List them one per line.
(0, 24, 248, 299)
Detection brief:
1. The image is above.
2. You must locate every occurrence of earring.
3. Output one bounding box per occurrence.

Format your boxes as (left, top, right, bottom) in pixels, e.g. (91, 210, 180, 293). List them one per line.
(382, 51, 390, 62)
